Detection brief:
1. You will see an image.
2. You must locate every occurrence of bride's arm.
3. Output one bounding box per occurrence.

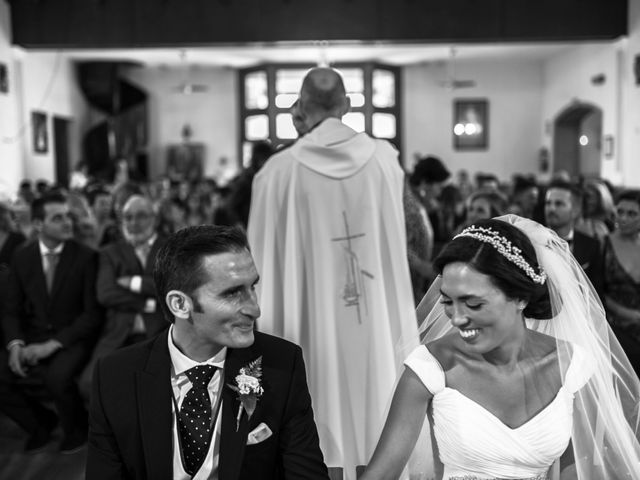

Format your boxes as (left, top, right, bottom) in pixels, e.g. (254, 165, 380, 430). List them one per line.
(360, 368, 433, 480)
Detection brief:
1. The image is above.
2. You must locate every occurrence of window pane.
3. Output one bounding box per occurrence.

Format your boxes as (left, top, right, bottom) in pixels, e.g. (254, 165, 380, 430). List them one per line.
(245, 71, 268, 110)
(372, 113, 396, 139)
(245, 115, 269, 140)
(347, 93, 365, 108)
(342, 112, 365, 133)
(276, 113, 298, 139)
(276, 69, 309, 95)
(336, 68, 364, 93)
(275, 93, 298, 109)
(372, 69, 395, 108)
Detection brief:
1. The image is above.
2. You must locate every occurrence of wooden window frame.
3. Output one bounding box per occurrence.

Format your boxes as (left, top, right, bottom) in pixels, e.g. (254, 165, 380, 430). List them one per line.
(238, 63, 402, 166)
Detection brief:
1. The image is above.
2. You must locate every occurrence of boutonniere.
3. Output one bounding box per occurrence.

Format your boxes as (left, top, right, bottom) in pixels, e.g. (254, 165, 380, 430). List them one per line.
(228, 356, 264, 432)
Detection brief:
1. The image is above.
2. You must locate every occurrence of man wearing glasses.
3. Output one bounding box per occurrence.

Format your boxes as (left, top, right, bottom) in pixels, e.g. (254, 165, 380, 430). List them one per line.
(79, 194, 167, 399)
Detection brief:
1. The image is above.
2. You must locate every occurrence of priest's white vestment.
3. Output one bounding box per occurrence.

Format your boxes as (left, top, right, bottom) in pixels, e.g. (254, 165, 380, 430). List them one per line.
(247, 118, 419, 480)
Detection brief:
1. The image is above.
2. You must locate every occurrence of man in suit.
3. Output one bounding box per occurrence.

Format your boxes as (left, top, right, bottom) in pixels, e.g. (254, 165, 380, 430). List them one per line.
(86, 225, 329, 480)
(79, 195, 167, 399)
(0, 192, 103, 453)
(544, 180, 604, 298)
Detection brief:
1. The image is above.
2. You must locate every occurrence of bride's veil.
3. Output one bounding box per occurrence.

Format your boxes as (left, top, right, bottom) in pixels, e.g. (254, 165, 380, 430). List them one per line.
(409, 214, 640, 479)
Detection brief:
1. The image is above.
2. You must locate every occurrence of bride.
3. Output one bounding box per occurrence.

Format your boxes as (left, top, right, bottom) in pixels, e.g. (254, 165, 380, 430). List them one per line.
(360, 216, 640, 480)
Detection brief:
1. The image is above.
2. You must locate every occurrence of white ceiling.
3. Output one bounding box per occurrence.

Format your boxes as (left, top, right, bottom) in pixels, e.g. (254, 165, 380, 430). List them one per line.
(25, 40, 618, 69)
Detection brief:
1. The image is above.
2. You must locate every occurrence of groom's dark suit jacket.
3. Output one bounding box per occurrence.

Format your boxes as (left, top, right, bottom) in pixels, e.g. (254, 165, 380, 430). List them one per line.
(86, 330, 329, 480)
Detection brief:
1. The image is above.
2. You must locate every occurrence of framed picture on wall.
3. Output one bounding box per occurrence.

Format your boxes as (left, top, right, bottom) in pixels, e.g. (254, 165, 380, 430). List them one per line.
(166, 143, 205, 182)
(0, 63, 7, 94)
(453, 98, 489, 150)
(32, 111, 48, 154)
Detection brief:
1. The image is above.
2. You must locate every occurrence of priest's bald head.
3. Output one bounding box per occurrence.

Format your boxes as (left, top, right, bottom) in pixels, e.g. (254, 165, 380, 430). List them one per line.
(299, 67, 350, 131)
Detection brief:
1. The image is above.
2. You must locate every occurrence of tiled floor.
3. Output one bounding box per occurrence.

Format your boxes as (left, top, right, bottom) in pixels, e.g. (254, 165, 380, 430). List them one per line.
(0, 413, 362, 479)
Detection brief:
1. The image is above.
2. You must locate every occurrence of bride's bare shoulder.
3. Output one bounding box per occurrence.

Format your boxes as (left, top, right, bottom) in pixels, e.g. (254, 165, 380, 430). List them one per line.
(425, 332, 462, 370)
(526, 328, 571, 359)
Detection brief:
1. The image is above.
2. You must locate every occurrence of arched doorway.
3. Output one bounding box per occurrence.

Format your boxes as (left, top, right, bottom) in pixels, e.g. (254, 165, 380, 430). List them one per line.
(552, 102, 603, 178)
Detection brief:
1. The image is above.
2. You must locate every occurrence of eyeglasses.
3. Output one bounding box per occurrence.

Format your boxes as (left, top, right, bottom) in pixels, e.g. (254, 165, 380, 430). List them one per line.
(616, 208, 639, 219)
(123, 212, 152, 222)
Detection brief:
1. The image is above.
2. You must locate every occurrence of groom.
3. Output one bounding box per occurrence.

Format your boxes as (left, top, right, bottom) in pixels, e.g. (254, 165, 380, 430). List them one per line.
(86, 225, 329, 480)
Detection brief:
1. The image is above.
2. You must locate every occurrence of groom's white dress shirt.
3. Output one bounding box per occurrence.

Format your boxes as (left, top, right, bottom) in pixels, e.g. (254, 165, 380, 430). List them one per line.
(168, 325, 227, 480)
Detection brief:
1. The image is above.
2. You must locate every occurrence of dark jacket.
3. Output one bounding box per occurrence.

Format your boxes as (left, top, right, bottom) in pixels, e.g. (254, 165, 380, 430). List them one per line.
(96, 236, 168, 340)
(3, 239, 103, 346)
(86, 331, 329, 480)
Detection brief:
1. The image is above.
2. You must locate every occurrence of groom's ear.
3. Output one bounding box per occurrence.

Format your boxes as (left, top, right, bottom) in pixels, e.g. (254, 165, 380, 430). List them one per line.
(166, 290, 192, 320)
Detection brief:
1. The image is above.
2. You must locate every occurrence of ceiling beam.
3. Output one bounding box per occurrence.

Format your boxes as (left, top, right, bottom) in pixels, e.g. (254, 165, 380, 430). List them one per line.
(8, 0, 628, 49)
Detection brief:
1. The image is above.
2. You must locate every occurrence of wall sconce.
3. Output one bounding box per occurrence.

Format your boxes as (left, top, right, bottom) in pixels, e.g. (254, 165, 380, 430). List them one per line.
(590, 73, 606, 85)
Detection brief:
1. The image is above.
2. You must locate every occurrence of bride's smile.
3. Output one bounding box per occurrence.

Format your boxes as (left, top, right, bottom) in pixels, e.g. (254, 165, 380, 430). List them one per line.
(439, 261, 526, 360)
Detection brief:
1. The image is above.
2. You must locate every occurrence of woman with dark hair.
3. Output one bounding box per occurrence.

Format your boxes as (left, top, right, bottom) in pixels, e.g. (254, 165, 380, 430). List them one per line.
(603, 189, 640, 374)
(454, 189, 509, 235)
(361, 216, 640, 479)
(468, 189, 508, 221)
(576, 179, 615, 241)
(409, 155, 452, 256)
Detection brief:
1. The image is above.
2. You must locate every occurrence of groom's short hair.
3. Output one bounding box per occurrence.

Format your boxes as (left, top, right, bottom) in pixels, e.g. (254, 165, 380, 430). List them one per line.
(154, 225, 250, 322)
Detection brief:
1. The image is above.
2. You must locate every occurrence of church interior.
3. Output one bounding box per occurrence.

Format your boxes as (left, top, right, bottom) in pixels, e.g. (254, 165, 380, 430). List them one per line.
(1, 1, 640, 479)
(1, 0, 639, 193)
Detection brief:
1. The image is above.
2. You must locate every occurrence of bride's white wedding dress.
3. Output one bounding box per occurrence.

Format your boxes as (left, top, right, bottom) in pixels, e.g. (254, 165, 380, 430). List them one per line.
(404, 216, 640, 479)
(404, 345, 591, 480)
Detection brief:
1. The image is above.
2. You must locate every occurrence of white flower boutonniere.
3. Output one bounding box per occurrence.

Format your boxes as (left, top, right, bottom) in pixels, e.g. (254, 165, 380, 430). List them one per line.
(228, 356, 264, 432)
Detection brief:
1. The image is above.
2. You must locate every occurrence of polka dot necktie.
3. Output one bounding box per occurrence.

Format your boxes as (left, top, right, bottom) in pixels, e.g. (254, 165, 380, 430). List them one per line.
(177, 365, 217, 476)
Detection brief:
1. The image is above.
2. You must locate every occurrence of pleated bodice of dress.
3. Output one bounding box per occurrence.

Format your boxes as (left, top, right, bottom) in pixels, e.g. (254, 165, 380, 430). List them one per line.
(405, 344, 590, 480)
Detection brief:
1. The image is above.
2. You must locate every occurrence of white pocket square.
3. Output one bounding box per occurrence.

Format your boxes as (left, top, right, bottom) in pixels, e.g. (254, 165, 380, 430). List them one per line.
(246, 422, 272, 445)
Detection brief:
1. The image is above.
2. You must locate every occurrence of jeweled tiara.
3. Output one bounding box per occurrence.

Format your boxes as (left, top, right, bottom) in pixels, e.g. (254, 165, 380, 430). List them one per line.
(453, 225, 547, 285)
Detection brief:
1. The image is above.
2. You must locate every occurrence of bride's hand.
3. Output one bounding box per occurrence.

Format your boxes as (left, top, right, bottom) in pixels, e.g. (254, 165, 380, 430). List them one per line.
(360, 368, 433, 480)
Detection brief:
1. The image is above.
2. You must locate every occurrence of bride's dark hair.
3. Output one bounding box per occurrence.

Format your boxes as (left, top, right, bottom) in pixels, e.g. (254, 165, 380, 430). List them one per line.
(433, 219, 552, 319)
